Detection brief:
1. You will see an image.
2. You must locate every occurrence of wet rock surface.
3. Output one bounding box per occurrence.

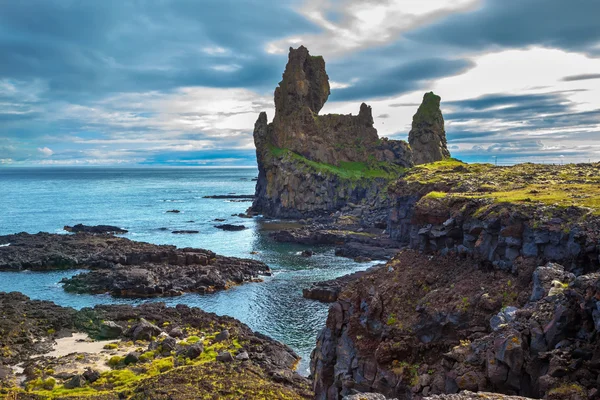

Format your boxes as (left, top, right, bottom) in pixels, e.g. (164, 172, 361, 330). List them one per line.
(303, 264, 385, 303)
(0, 292, 312, 399)
(0, 232, 270, 297)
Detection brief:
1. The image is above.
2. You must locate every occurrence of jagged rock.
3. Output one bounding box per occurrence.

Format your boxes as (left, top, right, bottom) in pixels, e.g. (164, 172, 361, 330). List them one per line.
(64, 374, 87, 389)
(530, 262, 575, 301)
(408, 92, 451, 165)
(126, 318, 163, 341)
(0, 292, 311, 397)
(251, 46, 442, 219)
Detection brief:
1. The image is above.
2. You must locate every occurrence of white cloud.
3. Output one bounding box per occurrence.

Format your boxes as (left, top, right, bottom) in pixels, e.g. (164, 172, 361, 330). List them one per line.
(265, 0, 481, 57)
(202, 46, 227, 55)
(37, 147, 54, 156)
(211, 64, 242, 72)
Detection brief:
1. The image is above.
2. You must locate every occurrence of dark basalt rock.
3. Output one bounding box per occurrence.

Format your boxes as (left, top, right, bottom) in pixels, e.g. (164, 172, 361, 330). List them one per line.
(171, 230, 199, 234)
(408, 92, 451, 165)
(215, 224, 247, 231)
(64, 224, 128, 234)
(0, 232, 269, 297)
(166, 209, 181, 213)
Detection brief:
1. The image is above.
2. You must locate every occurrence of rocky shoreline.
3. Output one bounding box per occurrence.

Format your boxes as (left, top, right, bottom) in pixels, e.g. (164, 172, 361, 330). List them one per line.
(0, 292, 311, 399)
(0, 232, 270, 297)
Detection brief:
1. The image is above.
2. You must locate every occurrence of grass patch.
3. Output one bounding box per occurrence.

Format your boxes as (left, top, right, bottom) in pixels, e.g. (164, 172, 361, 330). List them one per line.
(269, 145, 407, 181)
(400, 160, 600, 215)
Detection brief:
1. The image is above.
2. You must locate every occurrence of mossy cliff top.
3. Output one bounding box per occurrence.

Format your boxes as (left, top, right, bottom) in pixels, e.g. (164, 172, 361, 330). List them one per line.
(392, 159, 600, 216)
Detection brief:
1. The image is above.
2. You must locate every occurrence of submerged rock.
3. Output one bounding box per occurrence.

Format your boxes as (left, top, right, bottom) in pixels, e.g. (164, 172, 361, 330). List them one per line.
(64, 224, 128, 234)
(214, 224, 247, 231)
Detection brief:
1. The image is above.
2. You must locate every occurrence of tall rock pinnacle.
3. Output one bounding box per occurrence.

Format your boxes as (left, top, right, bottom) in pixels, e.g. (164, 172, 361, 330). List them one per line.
(408, 92, 451, 165)
(273, 45, 330, 118)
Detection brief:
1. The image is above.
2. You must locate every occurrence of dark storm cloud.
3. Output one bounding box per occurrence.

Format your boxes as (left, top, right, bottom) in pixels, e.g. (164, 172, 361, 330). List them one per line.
(562, 74, 600, 82)
(408, 0, 600, 55)
(331, 57, 474, 101)
(445, 92, 573, 121)
(0, 0, 316, 97)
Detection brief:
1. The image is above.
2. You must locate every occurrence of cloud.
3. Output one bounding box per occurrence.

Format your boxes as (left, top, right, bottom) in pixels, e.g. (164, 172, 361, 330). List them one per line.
(37, 147, 54, 156)
(1, 0, 600, 165)
(331, 57, 474, 101)
(562, 73, 600, 82)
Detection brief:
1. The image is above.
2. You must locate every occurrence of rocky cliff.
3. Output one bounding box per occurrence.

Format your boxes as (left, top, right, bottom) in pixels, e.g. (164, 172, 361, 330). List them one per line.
(310, 161, 600, 400)
(251, 46, 450, 218)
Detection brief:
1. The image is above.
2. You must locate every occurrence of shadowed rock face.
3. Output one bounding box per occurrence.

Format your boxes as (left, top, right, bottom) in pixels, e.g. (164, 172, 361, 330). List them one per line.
(409, 92, 451, 165)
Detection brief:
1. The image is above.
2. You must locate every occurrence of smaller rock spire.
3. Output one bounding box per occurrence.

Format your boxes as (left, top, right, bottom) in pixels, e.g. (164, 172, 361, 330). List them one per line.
(408, 92, 451, 165)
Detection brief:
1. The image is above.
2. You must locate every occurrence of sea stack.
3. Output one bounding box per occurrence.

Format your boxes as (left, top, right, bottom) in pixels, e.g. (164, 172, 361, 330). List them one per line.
(408, 91, 451, 165)
(251, 46, 450, 218)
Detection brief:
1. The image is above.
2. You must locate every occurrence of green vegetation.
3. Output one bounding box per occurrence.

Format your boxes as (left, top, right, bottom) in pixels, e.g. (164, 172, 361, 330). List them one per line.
(401, 159, 600, 215)
(269, 145, 407, 181)
(103, 343, 119, 350)
(413, 92, 441, 123)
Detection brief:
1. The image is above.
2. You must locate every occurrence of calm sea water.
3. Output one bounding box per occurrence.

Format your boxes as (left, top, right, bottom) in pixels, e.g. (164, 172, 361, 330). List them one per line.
(0, 167, 375, 374)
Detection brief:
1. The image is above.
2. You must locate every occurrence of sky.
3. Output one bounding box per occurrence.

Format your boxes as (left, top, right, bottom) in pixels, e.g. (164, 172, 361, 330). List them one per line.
(1, 0, 600, 167)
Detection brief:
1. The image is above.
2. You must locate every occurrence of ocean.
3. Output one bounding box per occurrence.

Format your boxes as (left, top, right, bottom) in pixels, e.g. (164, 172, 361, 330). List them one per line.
(0, 167, 376, 375)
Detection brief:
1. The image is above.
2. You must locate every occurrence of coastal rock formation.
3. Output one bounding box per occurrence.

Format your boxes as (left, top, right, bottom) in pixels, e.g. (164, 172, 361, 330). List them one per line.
(409, 92, 451, 165)
(251, 46, 449, 218)
(0, 232, 270, 297)
(302, 264, 385, 303)
(310, 161, 600, 400)
(387, 161, 600, 273)
(0, 292, 311, 399)
(310, 250, 600, 399)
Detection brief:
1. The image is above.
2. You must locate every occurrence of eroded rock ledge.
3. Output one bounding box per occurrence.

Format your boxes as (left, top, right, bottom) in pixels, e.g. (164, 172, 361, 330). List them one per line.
(0, 232, 270, 297)
(251, 46, 450, 218)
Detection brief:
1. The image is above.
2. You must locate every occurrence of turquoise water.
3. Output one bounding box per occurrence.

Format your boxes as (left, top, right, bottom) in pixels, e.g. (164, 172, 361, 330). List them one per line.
(0, 167, 375, 374)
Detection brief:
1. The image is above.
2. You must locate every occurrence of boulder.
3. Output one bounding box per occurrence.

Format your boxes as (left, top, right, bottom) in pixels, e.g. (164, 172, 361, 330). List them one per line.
(127, 319, 163, 341)
(185, 343, 204, 360)
(98, 321, 123, 339)
(64, 374, 87, 389)
(216, 351, 234, 362)
(214, 330, 230, 343)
